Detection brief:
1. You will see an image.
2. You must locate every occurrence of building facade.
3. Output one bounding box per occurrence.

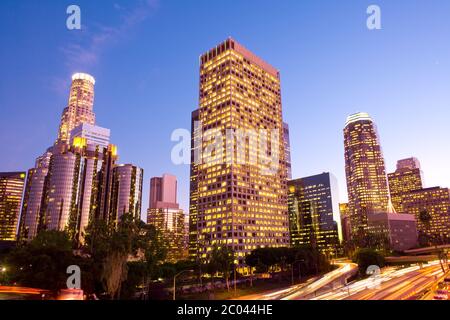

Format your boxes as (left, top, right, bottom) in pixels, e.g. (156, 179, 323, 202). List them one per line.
(147, 174, 187, 262)
(344, 112, 390, 242)
(57, 73, 96, 144)
(339, 203, 352, 244)
(288, 173, 340, 254)
(367, 212, 418, 251)
(0, 172, 26, 241)
(402, 187, 450, 244)
(388, 157, 423, 213)
(111, 164, 144, 224)
(189, 38, 290, 269)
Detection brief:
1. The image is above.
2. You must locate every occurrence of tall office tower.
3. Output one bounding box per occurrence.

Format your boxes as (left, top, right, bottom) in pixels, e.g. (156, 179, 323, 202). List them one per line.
(402, 187, 450, 244)
(111, 164, 144, 223)
(19, 152, 51, 241)
(339, 203, 352, 243)
(283, 122, 292, 180)
(40, 137, 118, 243)
(57, 73, 96, 144)
(189, 38, 290, 269)
(147, 174, 187, 261)
(388, 157, 423, 212)
(70, 123, 110, 149)
(344, 112, 390, 242)
(288, 173, 340, 254)
(189, 109, 200, 259)
(149, 174, 178, 209)
(0, 172, 26, 241)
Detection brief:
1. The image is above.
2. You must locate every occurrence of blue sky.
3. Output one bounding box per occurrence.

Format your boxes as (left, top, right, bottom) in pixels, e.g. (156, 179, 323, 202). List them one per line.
(1, 0, 450, 218)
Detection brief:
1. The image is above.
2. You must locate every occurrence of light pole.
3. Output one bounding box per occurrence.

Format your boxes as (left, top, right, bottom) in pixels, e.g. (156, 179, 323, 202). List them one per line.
(173, 269, 194, 300)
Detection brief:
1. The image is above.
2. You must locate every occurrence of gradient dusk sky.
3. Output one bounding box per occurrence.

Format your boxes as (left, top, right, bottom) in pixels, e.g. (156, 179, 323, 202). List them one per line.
(1, 0, 450, 220)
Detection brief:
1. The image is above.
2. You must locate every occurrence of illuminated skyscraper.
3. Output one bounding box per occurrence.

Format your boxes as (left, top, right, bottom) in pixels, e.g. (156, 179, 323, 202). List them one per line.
(288, 173, 340, 254)
(388, 157, 423, 213)
(19, 152, 51, 241)
(189, 38, 290, 269)
(111, 164, 144, 223)
(283, 122, 292, 180)
(339, 203, 351, 243)
(147, 174, 187, 262)
(39, 138, 118, 243)
(344, 112, 390, 241)
(0, 172, 26, 241)
(57, 73, 96, 144)
(402, 187, 450, 244)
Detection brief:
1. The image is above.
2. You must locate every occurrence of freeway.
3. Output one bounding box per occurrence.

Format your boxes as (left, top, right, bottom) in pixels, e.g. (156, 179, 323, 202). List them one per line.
(312, 261, 444, 300)
(235, 262, 358, 300)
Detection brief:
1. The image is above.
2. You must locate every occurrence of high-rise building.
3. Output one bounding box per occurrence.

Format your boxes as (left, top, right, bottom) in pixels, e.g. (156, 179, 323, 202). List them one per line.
(19, 152, 51, 241)
(367, 212, 418, 251)
(111, 164, 144, 223)
(189, 38, 290, 269)
(38, 138, 118, 243)
(283, 122, 292, 180)
(401, 187, 450, 244)
(0, 172, 26, 241)
(149, 174, 178, 210)
(147, 174, 187, 262)
(57, 73, 96, 144)
(388, 158, 423, 213)
(70, 123, 110, 149)
(288, 173, 340, 254)
(344, 112, 390, 242)
(339, 203, 352, 243)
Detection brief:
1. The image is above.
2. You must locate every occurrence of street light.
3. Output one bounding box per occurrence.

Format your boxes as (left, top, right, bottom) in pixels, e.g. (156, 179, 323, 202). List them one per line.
(173, 269, 194, 300)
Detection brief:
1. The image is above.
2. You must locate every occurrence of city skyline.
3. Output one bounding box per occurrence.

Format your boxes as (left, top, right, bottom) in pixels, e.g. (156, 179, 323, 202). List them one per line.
(2, 0, 450, 220)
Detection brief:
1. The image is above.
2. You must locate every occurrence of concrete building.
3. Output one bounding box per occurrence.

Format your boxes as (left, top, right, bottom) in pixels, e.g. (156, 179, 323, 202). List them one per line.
(189, 38, 290, 269)
(0, 172, 26, 241)
(288, 173, 340, 254)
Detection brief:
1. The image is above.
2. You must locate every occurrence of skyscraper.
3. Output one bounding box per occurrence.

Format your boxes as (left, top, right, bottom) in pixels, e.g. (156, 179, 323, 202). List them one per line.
(0, 172, 26, 241)
(149, 174, 178, 210)
(57, 73, 96, 144)
(189, 38, 290, 270)
(19, 152, 51, 240)
(288, 173, 340, 254)
(339, 203, 352, 243)
(147, 174, 187, 262)
(344, 112, 390, 242)
(283, 122, 292, 180)
(388, 157, 423, 213)
(111, 164, 144, 223)
(401, 187, 450, 244)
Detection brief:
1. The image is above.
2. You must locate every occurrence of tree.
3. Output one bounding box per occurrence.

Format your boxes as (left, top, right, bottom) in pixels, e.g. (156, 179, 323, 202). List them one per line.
(353, 248, 385, 276)
(207, 245, 235, 291)
(6, 230, 79, 291)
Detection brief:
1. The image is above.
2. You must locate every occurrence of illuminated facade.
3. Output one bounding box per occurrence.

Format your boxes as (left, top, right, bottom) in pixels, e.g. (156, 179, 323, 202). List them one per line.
(402, 187, 450, 244)
(111, 164, 144, 223)
(0, 172, 26, 241)
(147, 174, 187, 261)
(288, 173, 340, 254)
(19, 152, 51, 240)
(283, 122, 292, 180)
(189, 38, 290, 268)
(344, 112, 390, 241)
(39, 138, 118, 243)
(388, 157, 423, 213)
(339, 203, 351, 243)
(57, 73, 96, 144)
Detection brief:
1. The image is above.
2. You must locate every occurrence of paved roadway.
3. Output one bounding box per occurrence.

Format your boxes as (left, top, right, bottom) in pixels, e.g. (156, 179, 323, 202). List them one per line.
(312, 261, 444, 300)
